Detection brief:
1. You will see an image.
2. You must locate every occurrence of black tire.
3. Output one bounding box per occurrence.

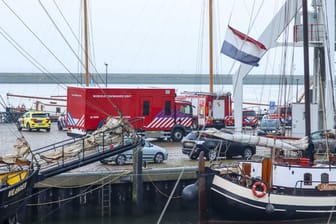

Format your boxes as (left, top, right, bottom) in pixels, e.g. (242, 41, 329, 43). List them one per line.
(58, 122, 63, 131)
(154, 152, 164, 163)
(115, 154, 126, 165)
(17, 122, 22, 131)
(46, 128, 50, 132)
(189, 152, 199, 160)
(206, 148, 217, 161)
(172, 129, 184, 142)
(192, 118, 198, 130)
(27, 123, 32, 132)
(100, 160, 109, 165)
(243, 147, 253, 160)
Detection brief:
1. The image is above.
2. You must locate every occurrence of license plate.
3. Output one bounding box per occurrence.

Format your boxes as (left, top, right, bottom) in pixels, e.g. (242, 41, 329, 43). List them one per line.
(184, 142, 194, 147)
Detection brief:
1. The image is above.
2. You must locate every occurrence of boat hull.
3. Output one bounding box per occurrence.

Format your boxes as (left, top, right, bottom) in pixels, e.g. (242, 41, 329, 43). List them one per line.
(209, 174, 336, 221)
(0, 169, 38, 223)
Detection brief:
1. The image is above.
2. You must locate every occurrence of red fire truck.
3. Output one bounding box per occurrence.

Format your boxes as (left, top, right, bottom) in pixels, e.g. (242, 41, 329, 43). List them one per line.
(176, 92, 232, 129)
(224, 109, 259, 128)
(66, 87, 193, 141)
(268, 105, 292, 126)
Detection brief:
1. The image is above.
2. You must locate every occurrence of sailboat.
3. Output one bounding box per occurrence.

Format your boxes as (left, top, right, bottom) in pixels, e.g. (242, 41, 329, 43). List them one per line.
(0, 2, 142, 223)
(0, 137, 39, 224)
(182, 0, 336, 222)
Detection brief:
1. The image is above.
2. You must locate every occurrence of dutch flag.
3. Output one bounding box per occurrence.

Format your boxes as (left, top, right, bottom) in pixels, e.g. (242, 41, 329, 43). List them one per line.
(221, 25, 267, 66)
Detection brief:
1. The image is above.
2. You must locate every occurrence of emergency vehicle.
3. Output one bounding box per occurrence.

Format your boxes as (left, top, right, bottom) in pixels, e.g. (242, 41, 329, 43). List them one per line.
(224, 109, 259, 128)
(176, 92, 232, 129)
(268, 105, 292, 126)
(66, 87, 193, 141)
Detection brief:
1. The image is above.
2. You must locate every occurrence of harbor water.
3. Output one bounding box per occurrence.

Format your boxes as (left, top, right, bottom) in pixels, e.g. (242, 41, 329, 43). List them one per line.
(2, 83, 328, 224)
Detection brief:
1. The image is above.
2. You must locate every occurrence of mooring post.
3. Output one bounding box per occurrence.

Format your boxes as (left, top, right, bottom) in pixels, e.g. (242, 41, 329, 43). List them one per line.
(198, 151, 207, 223)
(132, 143, 143, 215)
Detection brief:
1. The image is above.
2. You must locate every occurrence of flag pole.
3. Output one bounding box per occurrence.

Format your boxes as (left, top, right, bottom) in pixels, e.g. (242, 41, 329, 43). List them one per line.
(84, 0, 89, 87)
(209, 0, 213, 94)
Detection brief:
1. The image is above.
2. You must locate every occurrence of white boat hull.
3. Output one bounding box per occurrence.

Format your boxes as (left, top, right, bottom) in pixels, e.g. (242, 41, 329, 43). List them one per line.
(209, 174, 336, 221)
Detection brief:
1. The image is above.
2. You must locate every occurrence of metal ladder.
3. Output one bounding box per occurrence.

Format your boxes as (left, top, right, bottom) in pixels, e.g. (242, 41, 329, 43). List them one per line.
(101, 181, 111, 216)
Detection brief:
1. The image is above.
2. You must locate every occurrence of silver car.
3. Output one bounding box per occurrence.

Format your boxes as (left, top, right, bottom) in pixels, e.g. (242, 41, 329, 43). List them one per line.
(100, 140, 168, 165)
(311, 130, 336, 154)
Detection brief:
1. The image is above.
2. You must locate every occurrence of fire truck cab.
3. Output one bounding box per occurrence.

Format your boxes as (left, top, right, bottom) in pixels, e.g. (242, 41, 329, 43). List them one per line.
(224, 109, 259, 128)
(176, 92, 232, 129)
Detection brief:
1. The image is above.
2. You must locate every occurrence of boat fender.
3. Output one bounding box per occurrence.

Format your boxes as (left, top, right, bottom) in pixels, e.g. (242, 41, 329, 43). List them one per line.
(252, 181, 267, 198)
(265, 203, 274, 213)
(182, 182, 198, 201)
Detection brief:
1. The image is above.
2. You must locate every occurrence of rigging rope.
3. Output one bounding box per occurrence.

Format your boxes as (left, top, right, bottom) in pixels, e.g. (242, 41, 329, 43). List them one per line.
(156, 166, 184, 224)
(0, 0, 79, 83)
(0, 26, 69, 88)
(27, 170, 132, 206)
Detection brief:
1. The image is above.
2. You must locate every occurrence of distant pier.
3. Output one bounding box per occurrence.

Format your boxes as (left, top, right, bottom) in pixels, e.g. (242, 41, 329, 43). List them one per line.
(0, 73, 305, 85)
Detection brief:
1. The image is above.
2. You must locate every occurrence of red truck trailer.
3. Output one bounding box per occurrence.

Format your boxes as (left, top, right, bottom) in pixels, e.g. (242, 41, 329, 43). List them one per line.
(66, 87, 193, 141)
(176, 91, 232, 129)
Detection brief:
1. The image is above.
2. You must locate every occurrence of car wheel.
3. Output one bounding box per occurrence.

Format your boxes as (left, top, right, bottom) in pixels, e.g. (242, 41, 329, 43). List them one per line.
(100, 160, 108, 165)
(189, 152, 198, 160)
(46, 128, 50, 132)
(17, 122, 22, 131)
(172, 129, 183, 142)
(115, 155, 126, 165)
(206, 148, 217, 161)
(26, 123, 32, 132)
(154, 152, 164, 163)
(58, 122, 63, 131)
(243, 147, 253, 160)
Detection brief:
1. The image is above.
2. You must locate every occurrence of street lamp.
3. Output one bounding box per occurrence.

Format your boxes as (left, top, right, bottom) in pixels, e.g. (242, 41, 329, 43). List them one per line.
(104, 62, 108, 87)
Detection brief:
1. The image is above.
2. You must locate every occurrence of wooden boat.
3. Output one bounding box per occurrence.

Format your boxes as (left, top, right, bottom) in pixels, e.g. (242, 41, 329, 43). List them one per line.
(182, 127, 336, 221)
(182, 0, 336, 222)
(0, 116, 139, 223)
(0, 169, 39, 223)
(0, 137, 39, 224)
(198, 154, 336, 221)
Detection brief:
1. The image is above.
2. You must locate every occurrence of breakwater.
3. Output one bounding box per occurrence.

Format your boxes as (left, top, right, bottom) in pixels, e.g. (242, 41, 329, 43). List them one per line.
(0, 73, 304, 85)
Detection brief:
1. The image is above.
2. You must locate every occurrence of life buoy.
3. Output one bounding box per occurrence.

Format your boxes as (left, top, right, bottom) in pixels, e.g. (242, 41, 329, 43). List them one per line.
(252, 181, 267, 198)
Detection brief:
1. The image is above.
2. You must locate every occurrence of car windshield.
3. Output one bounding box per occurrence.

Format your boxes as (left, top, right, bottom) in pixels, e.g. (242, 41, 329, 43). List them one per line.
(260, 119, 278, 128)
(144, 141, 153, 147)
(187, 132, 199, 139)
(243, 111, 256, 116)
(311, 130, 336, 140)
(32, 113, 48, 118)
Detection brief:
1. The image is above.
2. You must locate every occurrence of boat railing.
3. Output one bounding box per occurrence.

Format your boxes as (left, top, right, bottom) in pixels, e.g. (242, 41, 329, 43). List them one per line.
(294, 179, 335, 194)
(31, 125, 140, 181)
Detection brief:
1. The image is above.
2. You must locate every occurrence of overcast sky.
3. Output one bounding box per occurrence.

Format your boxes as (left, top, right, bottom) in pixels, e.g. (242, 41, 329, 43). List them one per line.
(0, 0, 310, 76)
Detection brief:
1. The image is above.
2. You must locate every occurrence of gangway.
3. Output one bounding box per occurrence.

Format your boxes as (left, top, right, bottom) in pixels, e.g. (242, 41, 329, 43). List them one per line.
(0, 116, 142, 224)
(29, 118, 142, 182)
(34, 137, 140, 182)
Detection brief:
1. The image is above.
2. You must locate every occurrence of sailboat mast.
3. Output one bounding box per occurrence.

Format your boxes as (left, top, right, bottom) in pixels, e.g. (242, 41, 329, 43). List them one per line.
(84, 0, 89, 87)
(302, 0, 311, 137)
(209, 0, 213, 94)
